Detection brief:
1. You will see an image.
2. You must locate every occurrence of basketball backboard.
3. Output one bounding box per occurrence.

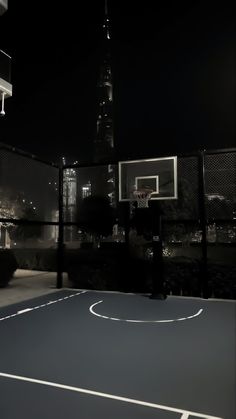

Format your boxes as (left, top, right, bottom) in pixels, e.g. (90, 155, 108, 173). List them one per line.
(119, 156, 177, 201)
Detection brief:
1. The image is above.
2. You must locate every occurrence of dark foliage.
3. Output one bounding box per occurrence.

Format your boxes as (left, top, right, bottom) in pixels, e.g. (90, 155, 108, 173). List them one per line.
(9, 207, 42, 241)
(78, 195, 114, 238)
(0, 249, 18, 287)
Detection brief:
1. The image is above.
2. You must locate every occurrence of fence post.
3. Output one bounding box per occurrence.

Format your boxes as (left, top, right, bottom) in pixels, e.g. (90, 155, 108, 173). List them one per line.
(198, 150, 208, 298)
(57, 166, 64, 288)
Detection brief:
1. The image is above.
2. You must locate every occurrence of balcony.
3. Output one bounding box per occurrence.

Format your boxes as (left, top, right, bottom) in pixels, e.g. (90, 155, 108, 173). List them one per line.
(0, 49, 12, 97)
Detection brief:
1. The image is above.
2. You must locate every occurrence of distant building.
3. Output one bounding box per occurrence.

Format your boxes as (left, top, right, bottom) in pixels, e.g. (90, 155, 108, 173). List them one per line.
(82, 181, 91, 199)
(63, 165, 77, 241)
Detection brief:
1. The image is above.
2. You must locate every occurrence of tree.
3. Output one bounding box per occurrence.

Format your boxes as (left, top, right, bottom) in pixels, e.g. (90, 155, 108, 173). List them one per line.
(0, 190, 42, 245)
(78, 195, 114, 241)
(9, 206, 42, 242)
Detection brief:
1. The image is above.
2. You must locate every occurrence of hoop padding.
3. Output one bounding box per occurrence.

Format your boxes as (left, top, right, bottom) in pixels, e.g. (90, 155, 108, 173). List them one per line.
(131, 189, 153, 208)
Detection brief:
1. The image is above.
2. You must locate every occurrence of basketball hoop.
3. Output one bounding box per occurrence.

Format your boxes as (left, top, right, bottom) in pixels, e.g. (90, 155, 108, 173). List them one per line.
(131, 188, 153, 208)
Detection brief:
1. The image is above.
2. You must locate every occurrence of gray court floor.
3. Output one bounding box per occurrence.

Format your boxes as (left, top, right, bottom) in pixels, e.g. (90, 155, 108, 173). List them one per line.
(0, 288, 235, 419)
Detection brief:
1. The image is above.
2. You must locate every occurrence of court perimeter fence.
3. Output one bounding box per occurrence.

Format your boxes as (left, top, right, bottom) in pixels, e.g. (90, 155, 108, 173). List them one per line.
(0, 143, 235, 299)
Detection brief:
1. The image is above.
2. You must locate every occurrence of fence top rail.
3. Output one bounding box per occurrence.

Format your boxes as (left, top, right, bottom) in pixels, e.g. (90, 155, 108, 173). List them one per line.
(0, 218, 59, 226)
(204, 147, 236, 155)
(1, 143, 234, 172)
(0, 142, 59, 168)
(62, 148, 236, 171)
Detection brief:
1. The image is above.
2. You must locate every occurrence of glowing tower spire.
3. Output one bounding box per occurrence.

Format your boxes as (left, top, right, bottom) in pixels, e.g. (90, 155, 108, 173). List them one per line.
(104, 0, 111, 40)
(94, 0, 114, 163)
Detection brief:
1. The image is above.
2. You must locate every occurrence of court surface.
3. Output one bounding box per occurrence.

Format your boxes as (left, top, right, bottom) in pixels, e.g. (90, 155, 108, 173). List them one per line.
(0, 289, 235, 419)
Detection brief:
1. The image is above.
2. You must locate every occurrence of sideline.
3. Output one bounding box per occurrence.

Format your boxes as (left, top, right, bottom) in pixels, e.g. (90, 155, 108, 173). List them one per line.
(0, 291, 86, 322)
(0, 372, 222, 419)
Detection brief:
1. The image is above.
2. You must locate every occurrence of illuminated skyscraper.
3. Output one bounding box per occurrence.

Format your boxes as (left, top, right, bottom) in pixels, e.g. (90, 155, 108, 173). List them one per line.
(94, 0, 114, 162)
(82, 181, 91, 199)
(93, 0, 116, 207)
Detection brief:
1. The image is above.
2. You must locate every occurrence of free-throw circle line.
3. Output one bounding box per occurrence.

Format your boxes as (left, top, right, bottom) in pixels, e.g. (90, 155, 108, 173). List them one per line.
(89, 300, 203, 323)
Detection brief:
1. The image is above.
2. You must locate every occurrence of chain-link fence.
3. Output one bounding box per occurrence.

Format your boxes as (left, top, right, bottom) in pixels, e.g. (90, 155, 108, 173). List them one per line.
(0, 144, 235, 298)
(0, 143, 59, 287)
(62, 149, 235, 299)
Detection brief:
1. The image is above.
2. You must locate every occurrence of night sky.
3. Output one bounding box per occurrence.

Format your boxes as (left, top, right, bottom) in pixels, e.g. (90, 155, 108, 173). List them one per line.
(0, 1, 235, 165)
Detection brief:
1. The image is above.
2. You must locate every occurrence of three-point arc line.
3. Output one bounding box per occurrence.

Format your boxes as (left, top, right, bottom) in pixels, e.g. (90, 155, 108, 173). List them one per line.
(89, 300, 204, 323)
(0, 291, 203, 324)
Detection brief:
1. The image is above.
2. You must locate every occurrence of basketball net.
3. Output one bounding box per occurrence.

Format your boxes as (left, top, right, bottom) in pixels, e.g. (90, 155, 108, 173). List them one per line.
(131, 188, 153, 208)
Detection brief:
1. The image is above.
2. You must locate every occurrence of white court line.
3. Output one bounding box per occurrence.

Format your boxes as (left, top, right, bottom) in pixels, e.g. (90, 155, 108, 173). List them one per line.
(0, 372, 223, 419)
(89, 300, 203, 323)
(17, 308, 33, 314)
(0, 291, 87, 322)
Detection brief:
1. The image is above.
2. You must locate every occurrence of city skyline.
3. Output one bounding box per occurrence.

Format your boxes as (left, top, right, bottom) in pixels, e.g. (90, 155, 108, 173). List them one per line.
(0, 1, 235, 165)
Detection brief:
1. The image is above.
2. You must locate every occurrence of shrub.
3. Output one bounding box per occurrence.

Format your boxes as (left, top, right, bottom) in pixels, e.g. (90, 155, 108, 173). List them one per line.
(0, 249, 18, 287)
